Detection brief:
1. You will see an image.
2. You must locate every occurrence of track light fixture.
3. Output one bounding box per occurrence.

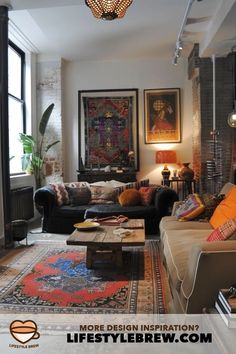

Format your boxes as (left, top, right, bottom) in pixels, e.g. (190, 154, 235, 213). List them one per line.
(172, 0, 203, 65)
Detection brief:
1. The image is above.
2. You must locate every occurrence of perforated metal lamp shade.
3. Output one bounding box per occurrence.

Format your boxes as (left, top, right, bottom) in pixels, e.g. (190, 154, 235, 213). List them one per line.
(85, 0, 133, 20)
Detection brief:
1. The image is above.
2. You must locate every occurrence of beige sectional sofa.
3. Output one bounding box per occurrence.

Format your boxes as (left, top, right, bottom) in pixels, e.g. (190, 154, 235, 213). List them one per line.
(159, 182, 236, 314)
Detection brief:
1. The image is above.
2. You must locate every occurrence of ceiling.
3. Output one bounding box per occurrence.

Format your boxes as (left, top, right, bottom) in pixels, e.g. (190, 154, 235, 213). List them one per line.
(5, 0, 236, 62)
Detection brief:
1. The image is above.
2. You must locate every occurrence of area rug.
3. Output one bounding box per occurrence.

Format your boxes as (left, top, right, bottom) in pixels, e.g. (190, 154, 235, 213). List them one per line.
(0, 241, 168, 314)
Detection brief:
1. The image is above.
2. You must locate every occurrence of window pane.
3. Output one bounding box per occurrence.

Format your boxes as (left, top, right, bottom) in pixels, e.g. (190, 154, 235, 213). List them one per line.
(8, 46, 22, 98)
(9, 96, 24, 174)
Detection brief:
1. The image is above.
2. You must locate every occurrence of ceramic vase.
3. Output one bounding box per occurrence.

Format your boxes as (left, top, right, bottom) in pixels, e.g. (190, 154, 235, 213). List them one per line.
(179, 163, 194, 181)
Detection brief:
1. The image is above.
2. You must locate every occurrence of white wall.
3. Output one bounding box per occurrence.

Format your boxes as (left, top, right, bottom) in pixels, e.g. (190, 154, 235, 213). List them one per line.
(63, 58, 193, 184)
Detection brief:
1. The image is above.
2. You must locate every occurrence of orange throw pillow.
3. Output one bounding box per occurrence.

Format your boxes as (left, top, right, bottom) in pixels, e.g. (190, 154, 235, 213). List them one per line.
(118, 189, 141, 206)
(210, 186, 236, 229)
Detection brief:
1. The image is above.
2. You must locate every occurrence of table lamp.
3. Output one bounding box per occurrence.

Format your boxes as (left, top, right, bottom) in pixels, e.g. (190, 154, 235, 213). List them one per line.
(156, 150, 177, 182)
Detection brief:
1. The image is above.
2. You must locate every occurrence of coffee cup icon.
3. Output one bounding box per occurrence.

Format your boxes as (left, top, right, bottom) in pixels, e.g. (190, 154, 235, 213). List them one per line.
(10, 320, 40, 344)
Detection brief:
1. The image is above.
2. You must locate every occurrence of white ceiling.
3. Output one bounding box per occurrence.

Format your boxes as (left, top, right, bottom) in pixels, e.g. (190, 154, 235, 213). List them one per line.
(5, 0, 236, 61)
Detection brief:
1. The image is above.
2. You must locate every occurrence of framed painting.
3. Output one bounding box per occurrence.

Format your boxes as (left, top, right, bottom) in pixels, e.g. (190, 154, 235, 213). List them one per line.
(78, 89, 139, 171)
(144, 88, 181, 144)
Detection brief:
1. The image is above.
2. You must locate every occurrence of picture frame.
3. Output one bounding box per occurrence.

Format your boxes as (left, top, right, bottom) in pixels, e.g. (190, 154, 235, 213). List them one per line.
(78, 89, 139, 171)
(144, 88, 181, 144)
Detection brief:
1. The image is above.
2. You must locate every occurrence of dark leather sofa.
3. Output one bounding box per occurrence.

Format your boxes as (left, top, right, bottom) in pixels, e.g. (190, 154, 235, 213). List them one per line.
(34, 185, 178, 235)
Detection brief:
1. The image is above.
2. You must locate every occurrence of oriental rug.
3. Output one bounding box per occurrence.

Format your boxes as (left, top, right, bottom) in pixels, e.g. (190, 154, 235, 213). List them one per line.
(0, 241, 168, 314)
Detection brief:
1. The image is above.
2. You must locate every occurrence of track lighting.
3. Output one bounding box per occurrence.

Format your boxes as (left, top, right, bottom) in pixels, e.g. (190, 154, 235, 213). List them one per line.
(172, 0, 203, 65)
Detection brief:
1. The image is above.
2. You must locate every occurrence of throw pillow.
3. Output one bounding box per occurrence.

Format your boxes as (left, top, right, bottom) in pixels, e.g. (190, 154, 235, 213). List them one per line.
(118, 188, 141, 206)
(175, 193, 205, 221)
(193, 193, 225, 220)
(210, 186, 236, 229)
(207, 218, 236, 241)
(66, 186, 91, 206)
(89, 186, 117, 204)
(50, 183, 69, 206)
(139, 187, 156, 206)
(65, 181, 89, 188)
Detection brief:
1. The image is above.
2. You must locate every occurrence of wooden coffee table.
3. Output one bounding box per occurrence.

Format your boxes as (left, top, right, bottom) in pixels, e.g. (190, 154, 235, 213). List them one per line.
(66, 219, 145, 268)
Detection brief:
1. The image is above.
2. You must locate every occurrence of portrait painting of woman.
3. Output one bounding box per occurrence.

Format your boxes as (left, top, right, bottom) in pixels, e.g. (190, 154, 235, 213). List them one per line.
(144, 88, 181, 143)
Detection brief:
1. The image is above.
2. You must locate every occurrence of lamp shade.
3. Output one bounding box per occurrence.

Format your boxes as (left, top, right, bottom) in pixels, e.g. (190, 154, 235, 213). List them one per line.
(156, 150, 177, 164)
(85, 0, 133, 20)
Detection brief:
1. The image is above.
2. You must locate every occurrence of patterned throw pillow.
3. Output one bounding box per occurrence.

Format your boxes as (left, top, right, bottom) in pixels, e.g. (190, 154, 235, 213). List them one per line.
(50, 183, 69, 206)
(89, 186, 117, 204)
(175, 193, 205, 221)
(118, 189, 141, 206)
(139, 187, 156, 206)
(207, 218, 236, 241)
(50, 181, 90, 206)
(193, 193, 225, 220)
(66, 186, 91, 206)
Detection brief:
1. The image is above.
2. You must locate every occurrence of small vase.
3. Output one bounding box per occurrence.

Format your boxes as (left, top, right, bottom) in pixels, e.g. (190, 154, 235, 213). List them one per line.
(179, 163, 194, 181)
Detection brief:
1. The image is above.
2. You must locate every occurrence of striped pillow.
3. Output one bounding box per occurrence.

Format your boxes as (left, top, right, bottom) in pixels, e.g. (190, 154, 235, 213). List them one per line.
(207, 218, 236, 241)
(50, 181, 90, 206)
(50, 183, 69, 206)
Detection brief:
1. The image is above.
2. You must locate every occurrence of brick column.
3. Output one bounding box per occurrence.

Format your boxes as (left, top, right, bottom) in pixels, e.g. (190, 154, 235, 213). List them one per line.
(189, 46, 234, 193)
(36, 59, 64, 185)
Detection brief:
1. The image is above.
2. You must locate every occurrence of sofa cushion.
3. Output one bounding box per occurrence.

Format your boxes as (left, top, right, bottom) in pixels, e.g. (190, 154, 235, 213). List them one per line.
(162, 228, 213, 292)
(175, 194, 205, 221)
(118, 189, 141, 206)
(210, 186, 236, 228)
(66, 186, 91, 206)
(85, 204, 156, 219)
(160, 216, 213, 240)
(207, 218, 236, 241)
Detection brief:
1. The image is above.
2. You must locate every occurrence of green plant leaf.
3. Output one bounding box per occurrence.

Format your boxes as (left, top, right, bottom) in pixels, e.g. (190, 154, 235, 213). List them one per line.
(31, 154, 43, 170)
(45, 140, 60, 152)
(19, 133, 35, 153)
(39, 103, 55, 136)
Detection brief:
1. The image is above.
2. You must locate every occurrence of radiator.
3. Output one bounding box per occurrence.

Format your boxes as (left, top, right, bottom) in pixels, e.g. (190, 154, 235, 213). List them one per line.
(10, 186, 34, 221)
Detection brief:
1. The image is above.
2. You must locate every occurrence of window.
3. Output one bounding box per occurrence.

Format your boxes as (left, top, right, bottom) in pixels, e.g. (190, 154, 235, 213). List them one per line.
(8, 41, 26, 175)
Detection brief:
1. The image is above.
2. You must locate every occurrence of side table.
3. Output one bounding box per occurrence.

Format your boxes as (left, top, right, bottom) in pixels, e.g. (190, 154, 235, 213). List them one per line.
(163, 179, 196, 200)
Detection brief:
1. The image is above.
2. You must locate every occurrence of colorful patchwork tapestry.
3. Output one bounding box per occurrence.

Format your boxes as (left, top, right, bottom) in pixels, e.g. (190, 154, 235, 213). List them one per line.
(83, 96, 134, 168)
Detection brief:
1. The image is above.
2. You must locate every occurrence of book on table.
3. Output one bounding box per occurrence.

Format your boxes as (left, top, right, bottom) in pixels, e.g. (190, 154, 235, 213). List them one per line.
(215, 300, 236, 329)
(218, 289, 236, 314)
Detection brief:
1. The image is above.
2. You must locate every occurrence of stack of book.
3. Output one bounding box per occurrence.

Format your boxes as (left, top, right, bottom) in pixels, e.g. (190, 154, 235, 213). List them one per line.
(215, 289, 236, 328)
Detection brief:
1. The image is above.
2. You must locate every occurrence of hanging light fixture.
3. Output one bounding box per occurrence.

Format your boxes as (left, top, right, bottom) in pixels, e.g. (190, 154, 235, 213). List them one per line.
(228, 49, 236, 128)
(85, 0, 133, 21)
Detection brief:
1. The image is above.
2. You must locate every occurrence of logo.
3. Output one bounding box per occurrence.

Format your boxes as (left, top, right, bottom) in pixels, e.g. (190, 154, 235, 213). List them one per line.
(9, 320, 40, 344)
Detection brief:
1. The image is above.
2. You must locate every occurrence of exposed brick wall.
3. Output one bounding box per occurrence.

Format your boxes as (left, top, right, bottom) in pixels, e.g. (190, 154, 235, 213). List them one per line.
(190, 50, 234, 193)
(36, 59, 63, 185)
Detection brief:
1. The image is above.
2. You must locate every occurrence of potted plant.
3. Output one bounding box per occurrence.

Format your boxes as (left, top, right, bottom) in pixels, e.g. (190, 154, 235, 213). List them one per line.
(19, 103, 60, 189)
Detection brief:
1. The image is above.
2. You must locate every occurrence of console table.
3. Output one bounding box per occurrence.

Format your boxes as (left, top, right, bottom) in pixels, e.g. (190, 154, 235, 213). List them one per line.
(77, 171, 136, 183)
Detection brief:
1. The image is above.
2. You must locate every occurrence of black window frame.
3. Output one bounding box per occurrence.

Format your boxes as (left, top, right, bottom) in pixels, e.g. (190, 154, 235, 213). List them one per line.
(8, 40, 26, 175)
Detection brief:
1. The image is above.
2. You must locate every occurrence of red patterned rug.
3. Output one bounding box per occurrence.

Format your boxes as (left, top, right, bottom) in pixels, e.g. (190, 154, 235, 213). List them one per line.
(0, 241, 168, 314)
